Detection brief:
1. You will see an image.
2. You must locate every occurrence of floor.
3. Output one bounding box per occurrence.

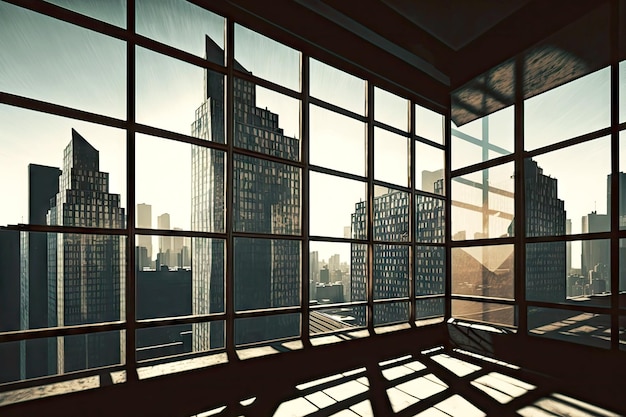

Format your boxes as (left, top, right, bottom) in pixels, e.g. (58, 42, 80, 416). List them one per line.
(190, 345, 624, 417)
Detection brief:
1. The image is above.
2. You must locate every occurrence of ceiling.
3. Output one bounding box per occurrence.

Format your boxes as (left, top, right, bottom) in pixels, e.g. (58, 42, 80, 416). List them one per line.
(213, 0, 608, 112)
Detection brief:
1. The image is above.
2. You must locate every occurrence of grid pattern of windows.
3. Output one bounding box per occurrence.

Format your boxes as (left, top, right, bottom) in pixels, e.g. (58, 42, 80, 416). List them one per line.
(0, 0, 446, 390)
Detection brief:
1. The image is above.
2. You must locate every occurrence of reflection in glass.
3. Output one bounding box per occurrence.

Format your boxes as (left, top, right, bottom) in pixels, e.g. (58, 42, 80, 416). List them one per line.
(415, 246, 445, 296)
(234, 24, 300, 91)
(527, 240, 610, 306)
(374, 302, 409, 326)
(0, 106, 126, 227)
(310, 172, 366, 239)
(137, 322, 223, 362)
(310, 105, 365, 176)
(528, 137, 610, 236)
(416, 196, 445, 244)
(373, 244, 409, 300)
(234, 237, 300, 311)
(235, 314, 300, 346)
(451, 106, 513, 169)
(310, 307, 364, 335)
(309, 241, 364, 304)
(452, 245, 514, 299)
(452, 300, 515, 327)
(0, 2, 126, 118)
(415, 142, 445, 194)
(45, 0, 126, 27)
(528, 308, 610, 349)
(136, 0, 224, 63)
(234, 81, 300, 161)
(415, 104, 444, 144)
(374, 87, 408, 131)
(136, 135, 226, 232)
(416, 298, 444, 320)
(451, 162, 514, 240)
(310, 58, 365, 115)
(233, 154, 300, 235)
(136, 47, 216, 136)
(373, 186, 409, 242)
(525, 67, 610, 150)
(374, 127, 409, 186)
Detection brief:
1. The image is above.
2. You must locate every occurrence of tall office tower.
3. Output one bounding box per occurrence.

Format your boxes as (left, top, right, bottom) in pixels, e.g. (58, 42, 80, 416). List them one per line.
(328, 254, 340, 275)
(46, 129, 125, 373)
(0, 229, 20, 383)
(607, 172, 626, 227)
(351, 189, 411, 326)
(581, 212, 609, 292)
(136, 203, 152, 270)
(525, 159, 566, 302)
(566, 219, 572, 275)
(20, 164, 61, 378)
(309, 251, 320, 286)
(157, 213, 172, 267)
(191, 36, 300, 348)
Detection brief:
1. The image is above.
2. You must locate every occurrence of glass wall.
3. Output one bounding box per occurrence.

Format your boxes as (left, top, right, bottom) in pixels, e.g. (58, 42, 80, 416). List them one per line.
(0, 0, 446, 388)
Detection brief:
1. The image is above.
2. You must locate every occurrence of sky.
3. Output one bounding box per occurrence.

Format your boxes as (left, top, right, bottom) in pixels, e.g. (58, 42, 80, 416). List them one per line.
(1, 0, 625, 266)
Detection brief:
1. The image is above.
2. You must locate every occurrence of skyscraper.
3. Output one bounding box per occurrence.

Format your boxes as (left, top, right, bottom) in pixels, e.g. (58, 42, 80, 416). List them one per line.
(136, 203, 152, 270)
(525, 159, 566, 302)
(46, 129, 125, 373)
(157, 213, 172, 268)
(191, 36, 300, 348)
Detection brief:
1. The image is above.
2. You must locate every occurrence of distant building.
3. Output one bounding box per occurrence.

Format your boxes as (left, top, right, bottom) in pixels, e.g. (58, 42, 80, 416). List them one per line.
(320, 266, 330, 284)
(136, 203, 153, 270)
(581, 211, 609, 293)
(46, 130, 126, 373)
(309, 251, 319, 284)
(315, 283, 344, 304)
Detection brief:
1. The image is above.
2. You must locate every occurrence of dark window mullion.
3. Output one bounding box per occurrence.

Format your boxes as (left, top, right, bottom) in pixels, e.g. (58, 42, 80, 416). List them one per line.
(301, 53, 311, 346)
(367, 82, 375, 332)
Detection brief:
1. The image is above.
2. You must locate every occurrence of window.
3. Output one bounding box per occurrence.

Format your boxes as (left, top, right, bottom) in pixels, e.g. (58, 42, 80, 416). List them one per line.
(0, 0, 446, 390)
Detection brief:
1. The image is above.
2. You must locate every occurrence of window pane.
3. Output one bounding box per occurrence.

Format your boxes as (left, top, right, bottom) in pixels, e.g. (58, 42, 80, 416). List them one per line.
(415, 142, 445, 194)
(309, 306, 365, 336)
(309, 241, 365, 304)
(452, 162, 514, 240)
(234, 154, 300, 235)
(136, 135, 225, 233)
(528, 308, 610, 349)
(0, 3, 126, 118)
(621, 239, 626, 309)
(234, 238, 300, 311)
(374, 127, 409, 186)
(235, 314, 300, 346)
(136, 0, 224, 63)
(45, 0, 126, 27)
(451, 106, 513, 169)
(373, 186, 409, 242)
(527, 240, 610, 306)
(416, 196, 445, 243)
(0, 231, 126, 335)
(234, 79, 300, 161)
(234, 24, 300, 91)
(137, 324, 193, 362)
(374, 87, 408, 131)
(137, 47, 224, 139)
(415, 246, 445, 296)
(0, 106, 126, 227)
(310, 58, 365, 115)
(415, 104, 444, 144)
(621, 61, 626, 123)
(373, 244, 409, 299)
(374, 301, 409, 326)
(415, 298, 444, 320)
(452, 245, 514, 299)
(607, 131, 626, 230)
(452, 300, 515, 327)
(310, 105, 365, 176)
(525, 67, 610, 150)
(310, 172, 366, 239)
(527, 137, 610, 237)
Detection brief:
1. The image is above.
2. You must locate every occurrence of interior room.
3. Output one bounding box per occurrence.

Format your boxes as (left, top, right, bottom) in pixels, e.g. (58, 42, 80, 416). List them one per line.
(1, 0, 625, 415)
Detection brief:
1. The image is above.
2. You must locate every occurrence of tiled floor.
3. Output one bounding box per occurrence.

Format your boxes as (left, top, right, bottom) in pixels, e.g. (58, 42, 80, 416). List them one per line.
(191, 346, 624, 417)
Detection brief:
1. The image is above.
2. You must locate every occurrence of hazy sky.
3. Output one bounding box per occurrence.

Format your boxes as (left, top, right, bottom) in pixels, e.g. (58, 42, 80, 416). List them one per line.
(1, 0, 625, 266)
